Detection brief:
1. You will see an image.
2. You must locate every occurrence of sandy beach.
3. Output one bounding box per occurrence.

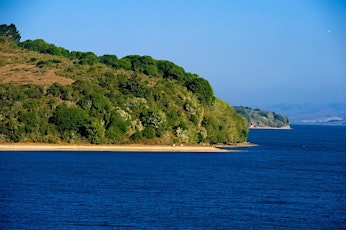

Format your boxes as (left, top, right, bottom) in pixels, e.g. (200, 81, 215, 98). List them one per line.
(0, 143, 245, 152)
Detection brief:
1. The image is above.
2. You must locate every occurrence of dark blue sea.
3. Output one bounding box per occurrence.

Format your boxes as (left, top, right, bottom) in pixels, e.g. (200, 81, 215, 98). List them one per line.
(1, 125, 345, 229)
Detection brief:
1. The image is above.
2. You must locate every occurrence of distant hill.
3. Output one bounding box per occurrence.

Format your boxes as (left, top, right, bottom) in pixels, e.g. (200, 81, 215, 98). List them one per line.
(0, 24, 248, 144)
(234, 106, 290, 129)
(263, 103, 346, 126)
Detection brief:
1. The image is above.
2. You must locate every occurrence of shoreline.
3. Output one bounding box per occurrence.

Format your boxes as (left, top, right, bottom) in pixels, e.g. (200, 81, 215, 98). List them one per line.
(249, 126, 291, 130)
(0, 143, 254, 152)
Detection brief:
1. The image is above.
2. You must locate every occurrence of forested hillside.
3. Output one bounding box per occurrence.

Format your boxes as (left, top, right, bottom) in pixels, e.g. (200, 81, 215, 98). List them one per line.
(0, 24, 248, 144)
(234, 106, 290, 128)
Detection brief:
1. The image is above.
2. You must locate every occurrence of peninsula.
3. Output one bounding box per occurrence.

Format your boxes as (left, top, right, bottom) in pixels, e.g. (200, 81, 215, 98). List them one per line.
(0, 24, 248, 146)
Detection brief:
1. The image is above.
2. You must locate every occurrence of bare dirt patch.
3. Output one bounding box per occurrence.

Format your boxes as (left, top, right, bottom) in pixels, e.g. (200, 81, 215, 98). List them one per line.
(0, 63, 74, 86)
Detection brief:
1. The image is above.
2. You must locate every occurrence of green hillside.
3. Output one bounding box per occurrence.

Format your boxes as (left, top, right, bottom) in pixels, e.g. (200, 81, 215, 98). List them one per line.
(234, 106, 290, 128)
(0, 24, 248, 144)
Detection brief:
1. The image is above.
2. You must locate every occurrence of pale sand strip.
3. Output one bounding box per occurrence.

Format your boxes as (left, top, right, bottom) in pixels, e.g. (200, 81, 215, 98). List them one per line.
(0, 143, 235, 152)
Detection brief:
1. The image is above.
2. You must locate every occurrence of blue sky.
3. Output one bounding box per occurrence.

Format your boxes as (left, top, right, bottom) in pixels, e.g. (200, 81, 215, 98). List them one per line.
(1, 0, 345, 106)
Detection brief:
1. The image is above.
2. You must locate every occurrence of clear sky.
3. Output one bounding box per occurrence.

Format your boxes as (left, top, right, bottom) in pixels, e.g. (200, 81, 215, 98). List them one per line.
(1, 0, 345, 106)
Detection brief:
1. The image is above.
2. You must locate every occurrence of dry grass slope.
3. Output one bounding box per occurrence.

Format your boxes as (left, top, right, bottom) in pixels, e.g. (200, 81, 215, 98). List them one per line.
(0, 47, 74, 86)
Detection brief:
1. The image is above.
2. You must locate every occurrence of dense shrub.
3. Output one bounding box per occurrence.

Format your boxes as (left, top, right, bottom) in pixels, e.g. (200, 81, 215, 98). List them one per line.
(51, 105, 89, 133)
(185, 77, 215, 105)
(20, 39, 70, 58)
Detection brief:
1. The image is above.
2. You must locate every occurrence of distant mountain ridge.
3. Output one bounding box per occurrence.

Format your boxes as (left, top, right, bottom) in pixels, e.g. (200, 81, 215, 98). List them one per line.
(263, 103, 346, 126)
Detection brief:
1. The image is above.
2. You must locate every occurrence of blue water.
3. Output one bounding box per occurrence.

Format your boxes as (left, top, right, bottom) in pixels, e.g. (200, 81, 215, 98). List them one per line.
(0, 125, 345, 229)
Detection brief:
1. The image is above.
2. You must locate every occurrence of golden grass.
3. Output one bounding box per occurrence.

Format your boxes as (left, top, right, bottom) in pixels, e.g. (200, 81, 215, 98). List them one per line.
(0, 63, 74, 86)
(0, 42, 75, 86)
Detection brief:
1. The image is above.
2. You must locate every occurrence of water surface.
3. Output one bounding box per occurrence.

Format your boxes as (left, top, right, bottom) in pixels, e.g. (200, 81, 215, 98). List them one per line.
(1, 125, 345, 229)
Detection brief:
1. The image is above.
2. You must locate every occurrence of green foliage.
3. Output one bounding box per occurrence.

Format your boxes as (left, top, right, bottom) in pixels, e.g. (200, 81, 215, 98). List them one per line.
(0, 24, 21, 42)
(71, 80, 93, 96)
(99, 54, 118, 66)
(20, 39, 70, 58)
(105, 111, 128, 141)
(51, 105, 89, 133)
(274, 113, 289, 124)
(123, 55, 158, 77)
(36, 59, 62, 68)
(142, 127, 156, 139)
(84, 119, 106, 144)
(19, 112, 38, 132)
(185, 77, 215, 105)
(70, 51, 98, 65)
(21, 84, 45, 99)
(119, 74, 148, 98)
(140, 110, 167, 130)
(156, 60, 185, 81)
(114, 58, 131, 70)
(130, 131, 143, 141)
(77, 92, 111, 117)
(47, 82, 66, 97)
(234, 106, 290, 128)
(0, 27, 250, 144)
(203, 100, 248, 143)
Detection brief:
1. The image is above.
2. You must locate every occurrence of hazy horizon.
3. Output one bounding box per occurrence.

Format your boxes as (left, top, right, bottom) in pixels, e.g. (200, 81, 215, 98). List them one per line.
(1, 0, 345, 107)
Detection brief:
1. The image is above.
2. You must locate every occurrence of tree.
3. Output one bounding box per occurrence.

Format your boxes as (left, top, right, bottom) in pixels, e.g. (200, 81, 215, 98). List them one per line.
(47, 82, 66, 97)
(51, 105, 89, 133)
(140, 110, 167, 130)
(84, 119, 106, 144)
(185, 77, 215, 105)
(79, 52, 98, 65)
(19, 112, 38, 133)
(122, 55, 158, 77)
(156, 60, 185, 81)
(70, 51, 98, 65)
(99, 54, 118, 66)
(20, 39, 70, 58)
(119, 74, 148, 98)
(106, 111, 129, 141)
(0, 24, 21, 42)
(202, 100, 248, 143)
(72, 80, 93, 96)
(77, 92, 111, 118)
(114, 58, 131, 70)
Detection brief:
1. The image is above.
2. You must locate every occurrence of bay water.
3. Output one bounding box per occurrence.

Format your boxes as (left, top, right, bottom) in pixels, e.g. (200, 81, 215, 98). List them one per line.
(1, 125, 345, 229)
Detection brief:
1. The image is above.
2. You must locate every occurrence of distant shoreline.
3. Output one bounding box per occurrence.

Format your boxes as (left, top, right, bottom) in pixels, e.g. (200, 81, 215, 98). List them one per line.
(249, 126, 291, 130)
(0, 143, 254, 152)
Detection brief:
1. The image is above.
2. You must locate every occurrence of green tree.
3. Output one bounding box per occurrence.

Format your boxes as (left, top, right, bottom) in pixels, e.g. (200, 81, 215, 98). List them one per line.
(156, 60, 185, 81)
(119, 74, 148, 98)
(0, 24, 21, 42)
(140, 110, 167, 130)
(47, 82, 67, 97)
(142, 127, 156, 139)
(69, 51, 98, 65)
(84, 119, 106, 144)
(20, 39, 70, 58)
(72, 80, 93, 96)
(185, 77, 215, 105)
(19, 112, 38, 133)
(122, 55, 158, 77)
(114, 58, 131, 70)
(77, 92, 111, 118)
(203, 100, 248, 143)
(105, 111, 129, 141)
(51, 105, 89, 133)
(99, 54, 118, 66)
